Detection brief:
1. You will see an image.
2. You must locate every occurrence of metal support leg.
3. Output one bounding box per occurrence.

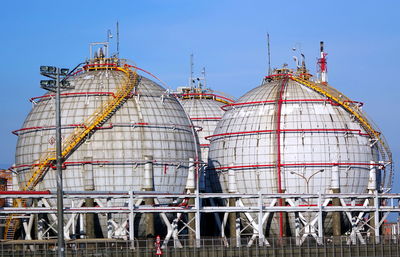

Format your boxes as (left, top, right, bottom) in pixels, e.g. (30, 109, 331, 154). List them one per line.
(235, 198, 241, 247)
(195, 189, 201, 247)
(79, 213, 85, 238)
(38, 218, 44, 240)
(317, 192, 323, 244)
(374, 190, 380, 244)
(258, 192, 264, 246)
(22, 214, 34, 240)
(107, 198, 113, 238)
(129, 190, 135, 249)
(143, 156, 155, 239)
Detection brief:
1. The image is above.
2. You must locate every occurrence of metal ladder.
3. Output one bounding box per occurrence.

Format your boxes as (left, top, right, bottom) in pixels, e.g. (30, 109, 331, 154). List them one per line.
(4, 66, 139, 240)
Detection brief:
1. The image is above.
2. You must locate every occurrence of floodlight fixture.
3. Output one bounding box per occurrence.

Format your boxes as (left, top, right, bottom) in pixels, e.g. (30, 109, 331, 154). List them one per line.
(60, 68, 70, 76)
(40, 66, 57, 75)
(61, 80, 71, 87)
(40, 80, 56, 87)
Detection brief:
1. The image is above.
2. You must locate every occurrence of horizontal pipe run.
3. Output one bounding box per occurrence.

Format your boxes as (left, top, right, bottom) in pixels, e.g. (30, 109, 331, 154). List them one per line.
(221, 98, 342, 111)
(0, 191, 51, 195)
(11, 158, 207, 172)
(126, 65, 167, 86)
(2, 205, 400, 214)
(12, 122, 199, 136)
(1, 192, 398, 199)
(175, 93, 235, 104)
(29, 92, 117, 103)
(190, 117, 222, 120)
(0, 207, 389, 213)
(210, 162, 382, 171)
(205, 128, 370, 141)
(221, 99, 364, 111)
(264, 74, 292, 79)
(83, 63, 118, 68)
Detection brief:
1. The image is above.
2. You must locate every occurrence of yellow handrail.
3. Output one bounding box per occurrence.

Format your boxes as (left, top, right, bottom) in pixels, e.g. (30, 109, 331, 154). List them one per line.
(290, 76, 392, 163)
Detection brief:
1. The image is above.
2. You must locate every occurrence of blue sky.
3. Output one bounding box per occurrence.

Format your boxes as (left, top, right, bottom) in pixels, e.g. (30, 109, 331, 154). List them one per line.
(0, 0, 399, 191)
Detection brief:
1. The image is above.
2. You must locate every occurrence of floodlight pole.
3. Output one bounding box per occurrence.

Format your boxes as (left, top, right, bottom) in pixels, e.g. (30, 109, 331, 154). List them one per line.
(55, 68, 65, 257)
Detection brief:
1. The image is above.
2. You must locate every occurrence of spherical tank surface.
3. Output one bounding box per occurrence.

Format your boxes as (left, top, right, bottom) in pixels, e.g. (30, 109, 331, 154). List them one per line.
(14, 65, 198, 195)
(207, 74, 383, 235)
(178, 90, 234, 162)
(177, 89, 235, 192)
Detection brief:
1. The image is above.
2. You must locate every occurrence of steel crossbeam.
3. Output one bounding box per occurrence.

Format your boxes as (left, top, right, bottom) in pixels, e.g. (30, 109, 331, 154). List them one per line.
(2, 191, 400, 247)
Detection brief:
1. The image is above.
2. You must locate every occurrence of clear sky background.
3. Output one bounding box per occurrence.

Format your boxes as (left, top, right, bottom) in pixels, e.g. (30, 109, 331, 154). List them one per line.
(0, 0, 399, 191)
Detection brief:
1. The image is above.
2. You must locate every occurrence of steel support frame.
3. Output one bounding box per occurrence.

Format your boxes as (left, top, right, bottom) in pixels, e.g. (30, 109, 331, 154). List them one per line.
(2, 192, 400, 247)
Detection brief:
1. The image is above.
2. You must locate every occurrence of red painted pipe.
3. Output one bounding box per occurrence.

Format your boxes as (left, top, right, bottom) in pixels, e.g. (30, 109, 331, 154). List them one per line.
(0, 191, 51, 195)
(276, 77, 287, 237)
(220, 98, 347, 111)
(30, 92, 116, 103)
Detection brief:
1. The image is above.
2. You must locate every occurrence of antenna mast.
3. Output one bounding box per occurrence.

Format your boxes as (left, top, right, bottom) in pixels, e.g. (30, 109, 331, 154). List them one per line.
(189, 54, 194, 87)
(267, 33, 271, 75)
(202, 67, 206, 89)
(116, 22, 120, 57)
(317, 41, 328, 83)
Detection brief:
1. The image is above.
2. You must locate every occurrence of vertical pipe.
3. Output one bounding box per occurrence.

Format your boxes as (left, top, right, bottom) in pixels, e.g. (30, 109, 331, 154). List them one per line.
(294, 209, 300, 246)
(281, 187, 287, 239)
(194, 188, 201, 248)
(228, 168, 238, 246)
(258, 192, 264, 246)
(280, 173, 287, 237)
(107, 198, 113, 239)
(331, 164, 342, 242)
(33, 199, 39, 241)
(187, 158, 196, 247)
(143, 156, 154, 238)
(0, 178, 6, 207)
(55, 68, 65, 257)
(368, 161, 378, 242)
(374, 190, 380, 244)
(79, 214, 84, 239)
(276, 77, 288, 238)
(0, 177, 6, 238)
(235, 203, 241, 247)
(83, 158, 95, 238)
(317, 192, 323, 243)
(129, 190, 135, 249)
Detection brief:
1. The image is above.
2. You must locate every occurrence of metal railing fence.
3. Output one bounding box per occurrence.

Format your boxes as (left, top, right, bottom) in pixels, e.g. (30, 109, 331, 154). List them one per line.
(1, 236, 400, 257)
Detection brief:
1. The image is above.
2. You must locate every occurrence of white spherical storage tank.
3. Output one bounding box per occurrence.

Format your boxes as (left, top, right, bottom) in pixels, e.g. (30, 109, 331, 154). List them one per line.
(176, 88, 235, 162)
(176, 87, 235, 192)
(207, 69, 393, 236)
(12, 58, 199, 238)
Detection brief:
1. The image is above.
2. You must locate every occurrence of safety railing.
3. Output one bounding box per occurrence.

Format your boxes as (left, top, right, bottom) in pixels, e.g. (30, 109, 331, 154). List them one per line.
(289, 75, 393, 190)
(1, 236, 400, 257)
